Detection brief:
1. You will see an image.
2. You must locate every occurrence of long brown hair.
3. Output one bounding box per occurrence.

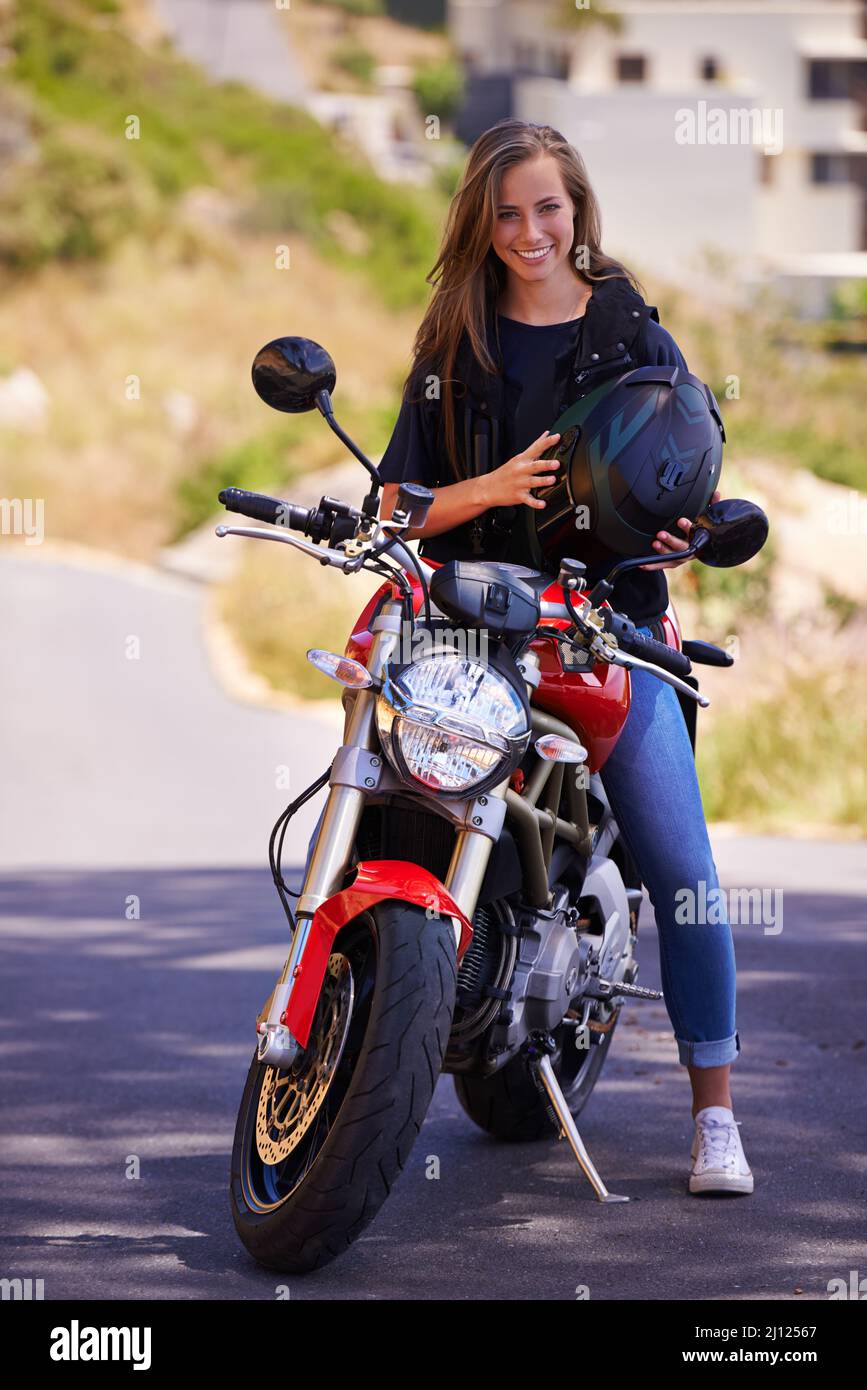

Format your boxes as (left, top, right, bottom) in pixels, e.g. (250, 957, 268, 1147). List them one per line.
(405, 118, 642, 482)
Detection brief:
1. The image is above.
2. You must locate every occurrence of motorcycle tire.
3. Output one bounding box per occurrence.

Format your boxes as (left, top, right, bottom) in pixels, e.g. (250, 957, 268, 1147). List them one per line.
(230, 900, 457, 1272)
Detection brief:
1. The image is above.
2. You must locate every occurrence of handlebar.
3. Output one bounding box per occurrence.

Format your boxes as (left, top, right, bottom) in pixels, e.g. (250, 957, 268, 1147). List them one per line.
(219, 487, 311, 531)
(601, 610, 693, 680)
(619, 629, 693, 680)
(215, 486, 701, 694)
(219, 487, 365, 547)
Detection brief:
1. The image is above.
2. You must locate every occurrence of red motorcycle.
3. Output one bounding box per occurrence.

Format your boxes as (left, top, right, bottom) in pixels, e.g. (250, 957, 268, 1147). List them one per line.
(222, 337, 768, 1272)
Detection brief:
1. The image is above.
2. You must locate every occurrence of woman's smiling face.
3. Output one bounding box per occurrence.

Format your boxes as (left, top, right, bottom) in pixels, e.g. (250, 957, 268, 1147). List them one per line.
(490, 154, 576, 282)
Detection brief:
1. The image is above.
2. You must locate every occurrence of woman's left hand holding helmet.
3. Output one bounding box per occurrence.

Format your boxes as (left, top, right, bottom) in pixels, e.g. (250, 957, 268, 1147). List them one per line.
(639, 491, 721, 571)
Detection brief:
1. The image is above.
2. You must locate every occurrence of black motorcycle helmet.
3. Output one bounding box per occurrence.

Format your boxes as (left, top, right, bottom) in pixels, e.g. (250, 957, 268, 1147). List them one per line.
(521, 365, 725, 572)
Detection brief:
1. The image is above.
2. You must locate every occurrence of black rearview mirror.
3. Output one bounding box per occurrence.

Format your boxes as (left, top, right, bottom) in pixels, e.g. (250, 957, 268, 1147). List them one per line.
(251, 336, 383, 508)
(586, 497, 770, 607)
(251, 336, 336, 414)
(692, 498, 769, 568)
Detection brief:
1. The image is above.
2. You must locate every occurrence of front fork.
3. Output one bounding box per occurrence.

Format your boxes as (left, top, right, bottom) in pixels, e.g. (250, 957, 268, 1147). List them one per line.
(256, 598, 528, 1068)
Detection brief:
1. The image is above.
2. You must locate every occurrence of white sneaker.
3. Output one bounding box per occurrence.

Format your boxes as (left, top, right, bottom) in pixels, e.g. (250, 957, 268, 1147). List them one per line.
(689, 1105, 754, 1195)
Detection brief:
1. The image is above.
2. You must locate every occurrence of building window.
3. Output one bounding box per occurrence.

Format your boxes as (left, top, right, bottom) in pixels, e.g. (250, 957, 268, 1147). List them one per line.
(547, 48, 570, 80)
(513, 42, 540, 74)
(700, 56, 719, 81)
(616, 54, 646, 84)
(811, 153, 851, 184)
(807, 59, 867, 100)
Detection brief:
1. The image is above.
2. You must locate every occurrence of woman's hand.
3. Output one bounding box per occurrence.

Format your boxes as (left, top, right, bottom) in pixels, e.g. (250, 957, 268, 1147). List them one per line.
(478, 431, 561, 509)
(640, 490, 721, 570)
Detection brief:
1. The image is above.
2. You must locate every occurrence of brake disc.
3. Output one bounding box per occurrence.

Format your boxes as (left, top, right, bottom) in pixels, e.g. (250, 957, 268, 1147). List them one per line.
(255, 953, 354, 1165)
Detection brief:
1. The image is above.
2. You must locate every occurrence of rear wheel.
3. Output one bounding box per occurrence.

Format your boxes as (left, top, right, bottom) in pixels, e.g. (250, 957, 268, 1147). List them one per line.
(453, 996, 622, 1142)
(230, 900, 456, 1272)
(454, 881, 640, 1143)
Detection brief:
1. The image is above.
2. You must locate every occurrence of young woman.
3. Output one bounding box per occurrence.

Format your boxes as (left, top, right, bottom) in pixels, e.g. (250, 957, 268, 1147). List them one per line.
(377, 119, 752, 1196)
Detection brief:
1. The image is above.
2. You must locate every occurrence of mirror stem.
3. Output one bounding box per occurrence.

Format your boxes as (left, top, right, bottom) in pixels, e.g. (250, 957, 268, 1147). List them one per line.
(315, 389, 382, 517)
(586, 533, 706, 607)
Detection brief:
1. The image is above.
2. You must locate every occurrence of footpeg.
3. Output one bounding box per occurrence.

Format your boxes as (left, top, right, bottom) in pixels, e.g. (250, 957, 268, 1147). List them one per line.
(589, 977, 663, 1002)
(524, 1032, 629, 1203)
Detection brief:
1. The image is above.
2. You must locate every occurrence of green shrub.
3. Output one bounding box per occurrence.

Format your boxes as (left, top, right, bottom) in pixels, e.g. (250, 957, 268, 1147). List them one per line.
(431, 147, 467, 198)
(332, 39, 376, 84)
(728, 416, 866, 493)
(828, 278, 867, 321)
(412, 59, 463, 124)
(0, 107, 161, 269)
(308, 0, 384, 15)
(822, 585, 862, 629)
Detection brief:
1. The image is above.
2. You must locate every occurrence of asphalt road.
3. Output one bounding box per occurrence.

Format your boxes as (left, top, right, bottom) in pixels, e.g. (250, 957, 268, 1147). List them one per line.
(0, 553, 336, 868)
(1, 554, 866, 1301)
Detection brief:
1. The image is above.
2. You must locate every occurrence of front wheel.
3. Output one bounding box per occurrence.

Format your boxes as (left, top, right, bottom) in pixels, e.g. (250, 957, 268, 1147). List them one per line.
(230, 900, 457, 1273)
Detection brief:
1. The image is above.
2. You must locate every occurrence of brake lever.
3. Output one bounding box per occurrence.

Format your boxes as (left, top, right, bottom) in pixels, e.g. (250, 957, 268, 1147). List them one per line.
(214, 524, 357, 568)
(607, 647, 709, 706)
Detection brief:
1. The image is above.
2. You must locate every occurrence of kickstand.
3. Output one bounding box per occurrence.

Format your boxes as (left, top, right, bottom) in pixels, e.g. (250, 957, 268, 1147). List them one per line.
(525, 1031, 629, 1203)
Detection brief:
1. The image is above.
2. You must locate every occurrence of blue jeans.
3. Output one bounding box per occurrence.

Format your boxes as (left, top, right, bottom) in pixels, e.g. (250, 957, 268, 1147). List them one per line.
(599, 626, 739, 1068)
(303, 629, 740, 1070)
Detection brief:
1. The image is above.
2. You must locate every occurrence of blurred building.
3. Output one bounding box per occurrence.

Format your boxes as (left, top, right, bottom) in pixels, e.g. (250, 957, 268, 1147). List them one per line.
(448, 0, 867, 310)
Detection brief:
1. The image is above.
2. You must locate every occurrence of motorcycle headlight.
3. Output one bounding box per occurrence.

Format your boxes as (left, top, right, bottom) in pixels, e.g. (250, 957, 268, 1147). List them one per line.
(376, 653, 530, 796)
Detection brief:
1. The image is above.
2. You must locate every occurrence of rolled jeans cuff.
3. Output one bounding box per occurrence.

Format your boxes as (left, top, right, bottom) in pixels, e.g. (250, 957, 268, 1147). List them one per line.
(677, 1031, 740, 1068)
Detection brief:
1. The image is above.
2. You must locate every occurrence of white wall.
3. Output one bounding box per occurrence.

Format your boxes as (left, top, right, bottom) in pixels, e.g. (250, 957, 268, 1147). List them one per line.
(515, 78, 759, 285)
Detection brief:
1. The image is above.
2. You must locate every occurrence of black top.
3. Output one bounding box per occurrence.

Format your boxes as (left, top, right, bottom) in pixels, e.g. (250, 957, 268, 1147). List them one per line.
(498, 313, 584, 468)
(379, 313, 689, 624)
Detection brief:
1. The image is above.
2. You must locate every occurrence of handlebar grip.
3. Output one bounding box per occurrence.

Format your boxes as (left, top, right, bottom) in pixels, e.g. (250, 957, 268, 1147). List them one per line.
(218, 487, 311, 533)
(621, 629, 693, 680)
(219, 487, 284, 525)
(681, 639, 733, 668)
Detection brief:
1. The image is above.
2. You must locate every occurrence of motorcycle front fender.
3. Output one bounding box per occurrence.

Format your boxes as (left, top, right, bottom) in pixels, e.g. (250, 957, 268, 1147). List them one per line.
(284, 860, 474, 1049)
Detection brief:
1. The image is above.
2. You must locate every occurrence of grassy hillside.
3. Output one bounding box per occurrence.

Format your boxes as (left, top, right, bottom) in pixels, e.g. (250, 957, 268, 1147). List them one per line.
(1, 0, 442, 308)
(0, 0, 447, 554)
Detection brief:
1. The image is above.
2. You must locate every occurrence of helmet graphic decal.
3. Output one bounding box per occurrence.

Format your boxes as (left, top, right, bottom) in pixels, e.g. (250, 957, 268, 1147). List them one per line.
(674, 386, 711, 424)
(597, 393, 657, 467)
